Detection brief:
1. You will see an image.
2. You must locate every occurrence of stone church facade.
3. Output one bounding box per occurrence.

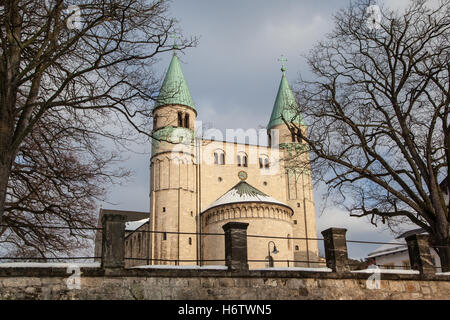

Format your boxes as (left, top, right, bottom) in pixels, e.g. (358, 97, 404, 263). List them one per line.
(96, 48, 319, 269)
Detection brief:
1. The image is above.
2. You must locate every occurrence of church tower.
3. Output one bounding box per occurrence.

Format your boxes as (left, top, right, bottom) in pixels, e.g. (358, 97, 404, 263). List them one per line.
(149, 48, 198, 265)
(267, 59, 318, 266)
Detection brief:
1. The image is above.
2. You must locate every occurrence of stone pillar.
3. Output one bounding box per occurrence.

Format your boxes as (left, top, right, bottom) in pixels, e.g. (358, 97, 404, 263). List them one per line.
(222, 222, 249, 271)
(321, 228, 350, 272)
(405, 234, 435, 275)
(101, 214, 126, 269)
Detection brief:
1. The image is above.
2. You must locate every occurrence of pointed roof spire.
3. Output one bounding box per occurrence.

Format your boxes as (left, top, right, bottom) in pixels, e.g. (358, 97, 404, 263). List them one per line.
(155, 49, 195, 110)
(267, 57, 304, 129)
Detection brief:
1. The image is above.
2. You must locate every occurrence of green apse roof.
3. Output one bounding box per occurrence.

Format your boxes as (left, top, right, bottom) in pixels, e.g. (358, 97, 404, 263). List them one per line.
(267, 71, 304, 129)
(155, 52, 195, 110)
(231, 181, 268, 197)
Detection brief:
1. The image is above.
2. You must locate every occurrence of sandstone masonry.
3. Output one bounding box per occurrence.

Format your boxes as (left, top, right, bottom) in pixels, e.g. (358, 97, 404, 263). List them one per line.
(0, 268, 449, 300)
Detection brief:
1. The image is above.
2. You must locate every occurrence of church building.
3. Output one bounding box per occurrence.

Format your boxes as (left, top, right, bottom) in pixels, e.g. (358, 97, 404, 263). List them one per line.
(95, 46, 319, 269)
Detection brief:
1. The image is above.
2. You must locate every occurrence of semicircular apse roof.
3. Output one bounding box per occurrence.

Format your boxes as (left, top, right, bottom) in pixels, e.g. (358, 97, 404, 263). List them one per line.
(202, 181, 291, 212)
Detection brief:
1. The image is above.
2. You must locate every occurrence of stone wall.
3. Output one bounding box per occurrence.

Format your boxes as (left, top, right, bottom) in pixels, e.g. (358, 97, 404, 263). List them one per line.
(1, 267, 449, 300)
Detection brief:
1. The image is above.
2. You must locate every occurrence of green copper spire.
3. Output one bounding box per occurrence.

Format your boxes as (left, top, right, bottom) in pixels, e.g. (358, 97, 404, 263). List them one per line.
(267, 60, 304, 129)
(155, 51, 195, 110)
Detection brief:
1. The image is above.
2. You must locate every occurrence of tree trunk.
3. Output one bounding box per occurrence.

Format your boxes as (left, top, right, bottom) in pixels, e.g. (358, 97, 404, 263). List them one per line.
(0, 118, 15, 225)
(0, 100, 16, 225)
(433, 211, 450, 272)
(0, 160, 12, 225)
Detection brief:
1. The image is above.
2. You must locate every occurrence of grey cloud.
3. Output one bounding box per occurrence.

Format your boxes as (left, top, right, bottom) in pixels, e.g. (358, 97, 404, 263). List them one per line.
(102, 0, 414, 258)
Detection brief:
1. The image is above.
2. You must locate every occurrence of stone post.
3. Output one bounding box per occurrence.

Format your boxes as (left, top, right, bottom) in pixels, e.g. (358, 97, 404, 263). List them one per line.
(321, 228, 350, 272)
(405, 234, 435, 275)
(222, 222, 249, 271)
(101, 214, 126, 269)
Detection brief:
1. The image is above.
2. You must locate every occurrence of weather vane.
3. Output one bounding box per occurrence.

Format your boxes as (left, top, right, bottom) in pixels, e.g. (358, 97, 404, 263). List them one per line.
(278, 55, 287, 73)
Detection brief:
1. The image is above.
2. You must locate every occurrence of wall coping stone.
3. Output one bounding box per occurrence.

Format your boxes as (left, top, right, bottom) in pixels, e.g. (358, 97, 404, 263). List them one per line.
(0, 267, 449, 282)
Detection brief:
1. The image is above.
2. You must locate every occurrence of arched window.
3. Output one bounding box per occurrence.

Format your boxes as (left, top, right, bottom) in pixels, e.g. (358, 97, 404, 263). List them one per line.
(184, 114, 190, 128)
(214, 150, 225, 165)
(177, 112, 183, 127)
(237, 152, 247, 167)
(259, 155, 269, 169)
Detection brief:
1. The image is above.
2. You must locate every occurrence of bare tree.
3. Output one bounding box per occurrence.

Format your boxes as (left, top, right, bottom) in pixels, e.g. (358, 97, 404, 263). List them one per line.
(0, 108, 129, 258)
(291, 0, 450, 270)
(0, 0, 196, 223)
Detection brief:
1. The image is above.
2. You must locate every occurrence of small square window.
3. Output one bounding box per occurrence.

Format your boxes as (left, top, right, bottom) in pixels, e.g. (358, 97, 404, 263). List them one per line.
(293, 220, 297, 225)
(162, 207, 166, 212)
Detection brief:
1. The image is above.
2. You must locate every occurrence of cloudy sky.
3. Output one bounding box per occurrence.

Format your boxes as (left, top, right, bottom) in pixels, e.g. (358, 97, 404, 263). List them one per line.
(103, 0, 415, 259)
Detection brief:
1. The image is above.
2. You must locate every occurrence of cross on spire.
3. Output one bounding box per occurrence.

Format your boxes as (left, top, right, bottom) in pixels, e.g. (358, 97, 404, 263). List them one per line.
(278, 55, 287, 73)
(171, 32, 178, 50)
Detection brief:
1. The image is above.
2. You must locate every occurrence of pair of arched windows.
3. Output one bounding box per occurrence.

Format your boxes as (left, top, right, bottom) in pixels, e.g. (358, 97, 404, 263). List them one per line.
(237, 153, 248, 167)
(214, 150, 225, 165)
(177, 112, 190, 128)
(259, 155, 270, 168)
(212, 151, 270, 168)
(153, 112, 190, 130)
(214, 151, 247, 167)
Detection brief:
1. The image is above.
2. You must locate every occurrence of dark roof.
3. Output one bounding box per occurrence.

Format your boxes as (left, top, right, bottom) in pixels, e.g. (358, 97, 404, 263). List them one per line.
(396, 228, 426, 239)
